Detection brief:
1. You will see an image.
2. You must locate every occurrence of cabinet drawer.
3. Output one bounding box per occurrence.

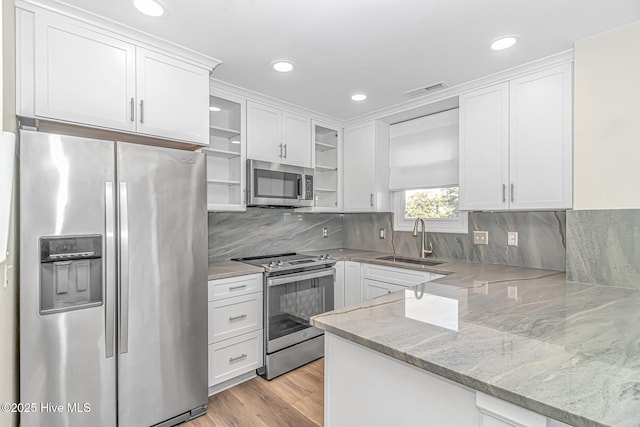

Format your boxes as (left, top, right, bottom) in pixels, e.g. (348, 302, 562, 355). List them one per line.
(364, 278, 399, 300)
(208, 292, 263, 344)
(209, 330, 264, 387)
(363, 263, 431, 287)
(208, 273, 262, 301)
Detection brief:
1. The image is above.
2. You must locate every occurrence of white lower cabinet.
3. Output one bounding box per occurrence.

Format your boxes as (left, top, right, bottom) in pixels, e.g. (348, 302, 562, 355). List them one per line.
(334, 261, 345, 310)
(344, 261, 363, 306)
(362, 263, 443, 300)
(363, 278, 399, 299)
(209, 330, 264, 387)
(325, 333, 570, 427)
(208, 273, 264, 394)
(208, 292, 262, 343)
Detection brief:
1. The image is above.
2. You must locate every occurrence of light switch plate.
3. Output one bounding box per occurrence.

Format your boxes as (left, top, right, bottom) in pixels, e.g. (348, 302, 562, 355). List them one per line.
(507, 231, 518, 246)
(322, 227, 328, 238)
(379, 228, 386, 240)
(473, 231, 489, 245)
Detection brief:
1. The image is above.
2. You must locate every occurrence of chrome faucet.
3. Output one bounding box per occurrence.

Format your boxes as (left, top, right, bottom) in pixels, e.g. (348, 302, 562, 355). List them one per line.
(412, 218, 433, 258)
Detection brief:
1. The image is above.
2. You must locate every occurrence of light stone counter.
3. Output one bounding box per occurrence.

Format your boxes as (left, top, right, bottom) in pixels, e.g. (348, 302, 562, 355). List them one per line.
(312, 260, 640, 427)
(207, 260, 264, 280)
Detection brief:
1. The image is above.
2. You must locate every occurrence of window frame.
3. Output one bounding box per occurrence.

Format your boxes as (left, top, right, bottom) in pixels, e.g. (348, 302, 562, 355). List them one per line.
(392, 188, 468, 234)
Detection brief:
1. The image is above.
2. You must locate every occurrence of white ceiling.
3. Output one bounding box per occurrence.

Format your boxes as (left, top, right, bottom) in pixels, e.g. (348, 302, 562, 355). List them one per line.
(60, 0, 640, 121)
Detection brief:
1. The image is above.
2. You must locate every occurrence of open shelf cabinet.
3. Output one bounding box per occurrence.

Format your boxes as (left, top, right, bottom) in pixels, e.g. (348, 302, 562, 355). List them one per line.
(205, 91, 246, 211)
(312, 122, 342, 211)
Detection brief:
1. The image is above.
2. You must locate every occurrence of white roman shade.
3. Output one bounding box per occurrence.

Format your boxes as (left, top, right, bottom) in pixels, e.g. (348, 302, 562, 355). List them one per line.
(389, 108, 459, 191)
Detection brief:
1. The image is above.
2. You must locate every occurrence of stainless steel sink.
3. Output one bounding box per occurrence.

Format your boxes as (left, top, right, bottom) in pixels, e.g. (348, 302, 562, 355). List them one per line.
(377, 255, 444, 267)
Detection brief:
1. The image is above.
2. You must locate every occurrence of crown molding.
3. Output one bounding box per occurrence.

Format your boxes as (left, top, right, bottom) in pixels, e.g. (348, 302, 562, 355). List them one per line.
(15, 0, 222, 70)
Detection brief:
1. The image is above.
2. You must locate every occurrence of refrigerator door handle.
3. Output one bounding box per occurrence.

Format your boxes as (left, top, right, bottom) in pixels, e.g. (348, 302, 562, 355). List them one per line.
(105, 182, 116, 358)
(118, 182, 130, 354)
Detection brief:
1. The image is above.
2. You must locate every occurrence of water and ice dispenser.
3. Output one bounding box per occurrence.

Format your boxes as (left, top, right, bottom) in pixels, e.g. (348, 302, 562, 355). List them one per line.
(39, 235, 103, 314)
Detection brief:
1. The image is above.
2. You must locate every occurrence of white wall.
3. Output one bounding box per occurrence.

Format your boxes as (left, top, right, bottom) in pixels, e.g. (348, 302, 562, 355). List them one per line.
(0, 0, 18, 426)
(573, 20, 640, 210)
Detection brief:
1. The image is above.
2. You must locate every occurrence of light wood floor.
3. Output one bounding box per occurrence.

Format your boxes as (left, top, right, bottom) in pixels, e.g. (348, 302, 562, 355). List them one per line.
(183, 358, 324, 427)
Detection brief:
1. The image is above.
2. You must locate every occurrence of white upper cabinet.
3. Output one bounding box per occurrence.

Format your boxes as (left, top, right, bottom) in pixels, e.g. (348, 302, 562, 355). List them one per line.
(459, 83, 510, 211)
(459, 63, 573, 211)
(509, 65, 573, 210)
(34, 11, 137, 132)
(18, 3, 218, 146)
(282, 111, 312, 167)
(246, 101, 312, 168)
(135, 48, 210, 145)
(343, 121, 390, 212)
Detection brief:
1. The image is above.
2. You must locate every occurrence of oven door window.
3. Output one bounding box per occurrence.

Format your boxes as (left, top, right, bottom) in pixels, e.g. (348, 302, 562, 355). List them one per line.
(267, 273, 334, 343)
(255, 169, 299, 199)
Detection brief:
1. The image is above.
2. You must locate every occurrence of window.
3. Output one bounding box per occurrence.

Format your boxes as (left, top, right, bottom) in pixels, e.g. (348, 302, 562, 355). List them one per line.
(393, 187, 468, 233)
(389, 108, 468, 234)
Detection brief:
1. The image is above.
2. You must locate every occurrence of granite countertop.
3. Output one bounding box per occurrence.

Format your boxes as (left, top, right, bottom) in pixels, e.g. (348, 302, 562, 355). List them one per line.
(312, 260, 640, 427)
(207, 260, 264, 280)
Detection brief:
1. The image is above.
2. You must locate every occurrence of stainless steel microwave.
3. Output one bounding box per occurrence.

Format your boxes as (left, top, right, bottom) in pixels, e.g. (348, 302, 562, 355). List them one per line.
(247, 159, 314, 207)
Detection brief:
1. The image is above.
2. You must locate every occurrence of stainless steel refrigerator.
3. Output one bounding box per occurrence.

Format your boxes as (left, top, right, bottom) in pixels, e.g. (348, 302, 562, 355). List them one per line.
(19, 130, 208, 427)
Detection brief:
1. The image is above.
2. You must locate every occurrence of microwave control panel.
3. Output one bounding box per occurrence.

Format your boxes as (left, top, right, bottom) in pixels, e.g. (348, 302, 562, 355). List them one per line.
(305, 175, 313, 200)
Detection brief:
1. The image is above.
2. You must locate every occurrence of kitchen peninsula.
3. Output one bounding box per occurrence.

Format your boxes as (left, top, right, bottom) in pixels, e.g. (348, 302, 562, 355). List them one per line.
(312, 259, 640, 427)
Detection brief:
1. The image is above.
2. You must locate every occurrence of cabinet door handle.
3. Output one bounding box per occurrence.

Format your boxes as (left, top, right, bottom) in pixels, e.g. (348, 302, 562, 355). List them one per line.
(229, 284, 248, 290)
(229, 314, 248, 321)
(511, 183, 515, 203)
(502, 184, 506, 203)
(279, 143, 283, 158)
(370, 193, 374, 207)
(130, 98, 135, 122)
(283, 144, 287, 158)
(139, 100, 144, 124)
(229, 353, 248, 362)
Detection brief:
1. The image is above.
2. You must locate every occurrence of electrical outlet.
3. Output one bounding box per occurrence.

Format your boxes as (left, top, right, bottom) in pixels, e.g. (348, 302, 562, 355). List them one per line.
(322, 227, 328, 238)
(507, 231, 518, 246)
(473, 231, 488, 245)
(379, 228, 386, 240)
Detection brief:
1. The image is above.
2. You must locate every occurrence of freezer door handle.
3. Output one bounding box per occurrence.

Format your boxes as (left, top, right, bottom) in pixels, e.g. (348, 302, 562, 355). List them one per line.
(118, 182, 130, 354)
(105, 182, 116, 358)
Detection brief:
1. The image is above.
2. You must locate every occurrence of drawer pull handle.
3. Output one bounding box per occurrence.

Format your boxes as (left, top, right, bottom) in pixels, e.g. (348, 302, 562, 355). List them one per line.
(229, 284, 248, 290)
(229, 353, 247, 362)
(229, 314, 248, 321)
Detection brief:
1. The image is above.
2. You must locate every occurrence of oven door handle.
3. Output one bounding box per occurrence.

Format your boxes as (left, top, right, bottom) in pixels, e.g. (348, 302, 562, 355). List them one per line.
(267, 268, 335, 287)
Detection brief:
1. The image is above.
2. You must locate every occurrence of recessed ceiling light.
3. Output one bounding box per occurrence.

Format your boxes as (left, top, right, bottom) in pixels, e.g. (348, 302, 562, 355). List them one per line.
(230, 140, 241, 144)
(209, 106, 221, 112)
(134, 0, 164, 17)
(351, 94, 367, 102)
(272, 60, 294, 73)
(491, 36, 518, 51)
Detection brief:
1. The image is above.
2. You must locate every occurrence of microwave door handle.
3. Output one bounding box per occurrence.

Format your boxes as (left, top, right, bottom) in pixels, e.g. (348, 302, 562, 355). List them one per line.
(297, 176, 303, 199)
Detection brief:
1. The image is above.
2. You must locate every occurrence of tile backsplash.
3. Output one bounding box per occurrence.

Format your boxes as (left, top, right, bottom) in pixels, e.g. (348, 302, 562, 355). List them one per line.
(210, 208, 566, 271)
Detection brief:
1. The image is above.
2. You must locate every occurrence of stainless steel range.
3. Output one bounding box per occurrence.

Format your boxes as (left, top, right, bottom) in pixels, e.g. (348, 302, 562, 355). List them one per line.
(233, 253, 335, 379)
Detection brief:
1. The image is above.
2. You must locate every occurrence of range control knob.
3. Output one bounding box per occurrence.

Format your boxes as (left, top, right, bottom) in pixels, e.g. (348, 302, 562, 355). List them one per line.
(277, 260, 283, 267)
(325, 254, 331, 259)
(319, 255, 325, 260)
(268, 261, 275, 268)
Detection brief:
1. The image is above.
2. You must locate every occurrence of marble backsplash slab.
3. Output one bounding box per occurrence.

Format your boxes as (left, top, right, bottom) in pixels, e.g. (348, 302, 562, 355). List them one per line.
(208, 208, 343, 262)
(566, 209, 640, 288)
(344, 211, 566, 271)
(209, 209, 566, 271)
